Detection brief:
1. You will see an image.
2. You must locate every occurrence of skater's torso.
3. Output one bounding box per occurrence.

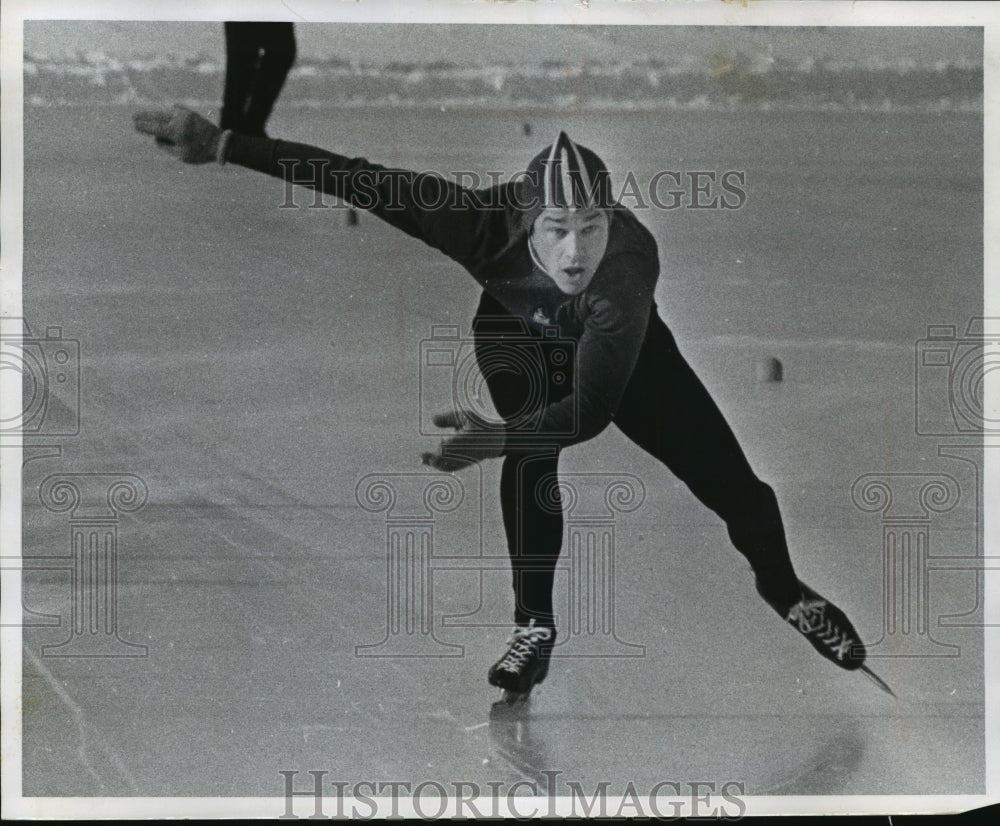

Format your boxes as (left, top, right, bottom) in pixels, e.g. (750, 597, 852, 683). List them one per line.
(466, 197, 660, 342)
(228, 137, 661, 444)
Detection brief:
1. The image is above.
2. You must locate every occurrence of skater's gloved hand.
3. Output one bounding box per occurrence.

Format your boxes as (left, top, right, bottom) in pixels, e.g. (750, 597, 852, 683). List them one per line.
(422, 409, 507, 472)
(133, 105, 228, 164)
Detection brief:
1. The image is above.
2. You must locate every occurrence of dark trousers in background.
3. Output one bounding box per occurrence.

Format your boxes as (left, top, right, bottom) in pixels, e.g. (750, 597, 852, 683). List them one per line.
(473, 292, 802, 629)
(221, 22, 297, 136)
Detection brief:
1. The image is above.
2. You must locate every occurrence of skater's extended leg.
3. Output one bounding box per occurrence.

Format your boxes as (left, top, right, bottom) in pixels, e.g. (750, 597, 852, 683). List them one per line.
(614, 317, 867, 670)
(613, 316, 802, 612)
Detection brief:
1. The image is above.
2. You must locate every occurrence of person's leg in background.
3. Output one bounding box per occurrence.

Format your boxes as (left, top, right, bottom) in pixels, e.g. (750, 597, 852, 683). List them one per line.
(241, 23, 296, 137)
(220, 22, 296, 137)
(220, 22, 258, 132)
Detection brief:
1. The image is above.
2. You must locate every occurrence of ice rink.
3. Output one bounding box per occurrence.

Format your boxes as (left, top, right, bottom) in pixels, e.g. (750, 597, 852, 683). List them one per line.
(15, 97, 986, 809)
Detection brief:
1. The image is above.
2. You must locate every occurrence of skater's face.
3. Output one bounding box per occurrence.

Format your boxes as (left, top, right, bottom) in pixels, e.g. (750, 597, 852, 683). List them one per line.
(530, 207, 609, 295)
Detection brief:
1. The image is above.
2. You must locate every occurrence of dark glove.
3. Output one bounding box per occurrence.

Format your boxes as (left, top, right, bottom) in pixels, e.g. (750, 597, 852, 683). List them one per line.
(134, 105, 228, 165)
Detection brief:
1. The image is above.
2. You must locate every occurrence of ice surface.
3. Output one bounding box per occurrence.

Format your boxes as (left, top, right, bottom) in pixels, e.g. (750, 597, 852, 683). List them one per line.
(18, 104, 984, 800)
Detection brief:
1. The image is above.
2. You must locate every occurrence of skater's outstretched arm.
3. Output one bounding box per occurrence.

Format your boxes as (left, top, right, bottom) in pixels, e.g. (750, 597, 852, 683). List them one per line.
(134, 106, 496, 268)
(135, 109, 658, 468)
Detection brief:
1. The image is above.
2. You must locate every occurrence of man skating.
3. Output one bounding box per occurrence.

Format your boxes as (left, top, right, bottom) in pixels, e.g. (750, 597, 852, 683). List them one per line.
(134, 106, 887, 700)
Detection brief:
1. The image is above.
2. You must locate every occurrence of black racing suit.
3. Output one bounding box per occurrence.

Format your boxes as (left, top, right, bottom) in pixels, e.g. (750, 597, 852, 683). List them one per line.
(227, 136, 803, 626)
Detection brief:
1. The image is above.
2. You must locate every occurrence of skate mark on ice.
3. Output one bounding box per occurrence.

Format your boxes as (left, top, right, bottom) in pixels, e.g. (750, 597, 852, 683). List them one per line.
(757, 723, 865, 795)
(23, 644, 140, 794)
(487, 699, 551, 786)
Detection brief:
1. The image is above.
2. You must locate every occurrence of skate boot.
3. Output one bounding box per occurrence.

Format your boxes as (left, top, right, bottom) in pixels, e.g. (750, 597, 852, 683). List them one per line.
(488, 620, 555, 704)
(783, 583, 866, 670)
(760, 581, 897, 697)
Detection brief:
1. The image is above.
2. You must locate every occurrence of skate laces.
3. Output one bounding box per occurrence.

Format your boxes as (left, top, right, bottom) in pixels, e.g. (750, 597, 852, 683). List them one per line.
(787, 598, 855, 661)
(496, 622, 553, 674)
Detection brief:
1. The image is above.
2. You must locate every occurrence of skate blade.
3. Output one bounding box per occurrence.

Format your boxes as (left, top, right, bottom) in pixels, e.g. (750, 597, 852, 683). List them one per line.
(490, 697, 529, 721)
(499, 688, 532, 706)
(859, 664, 897, 699)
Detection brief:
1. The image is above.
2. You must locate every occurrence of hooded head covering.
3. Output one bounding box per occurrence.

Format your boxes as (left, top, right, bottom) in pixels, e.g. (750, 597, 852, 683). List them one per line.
(518, 131, 615, 232)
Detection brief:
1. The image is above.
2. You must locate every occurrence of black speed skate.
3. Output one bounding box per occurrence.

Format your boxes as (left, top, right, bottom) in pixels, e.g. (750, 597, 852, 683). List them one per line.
(771, 582, 896, 698)
(488, 621, 555, 704)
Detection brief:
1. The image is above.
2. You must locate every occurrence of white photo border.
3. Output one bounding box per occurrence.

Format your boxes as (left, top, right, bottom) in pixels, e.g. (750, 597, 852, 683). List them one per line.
(2, 0, 996, 818)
